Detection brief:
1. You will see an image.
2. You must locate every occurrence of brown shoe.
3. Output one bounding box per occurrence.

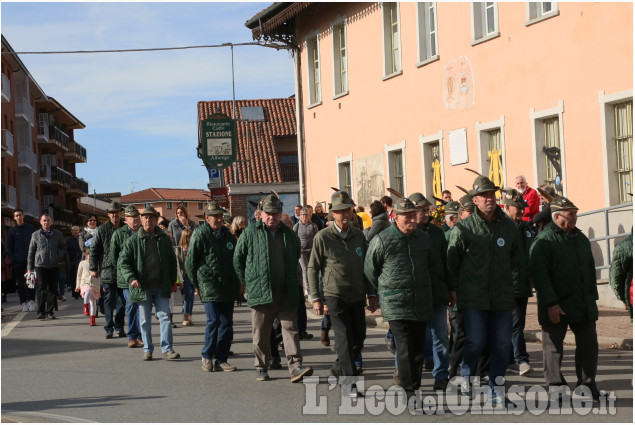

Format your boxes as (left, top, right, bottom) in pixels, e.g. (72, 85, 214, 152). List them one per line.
(182, 314, 189, 326)
(136, 339, 144, 347)
(320, 331, 330, 347)
(128, 339, 138, 348)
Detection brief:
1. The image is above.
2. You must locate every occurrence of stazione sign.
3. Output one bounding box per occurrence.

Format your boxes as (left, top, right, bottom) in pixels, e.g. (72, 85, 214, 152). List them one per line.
(199, 113, 237, 169)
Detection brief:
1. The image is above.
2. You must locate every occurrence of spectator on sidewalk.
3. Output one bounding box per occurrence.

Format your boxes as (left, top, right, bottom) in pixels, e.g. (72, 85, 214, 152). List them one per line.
(66, 226, 83, 300)
(7, 209, 36, 312)
(363, 200, 390, 242)
(442, 190, 453, 202)
(118, 206, 180, 362)
(78, 215, 98, 251)
(515, 175, 540, 222)
(380, 196, 395, 223)
(530, 196, 601, 401)
(610, 228, 633, 320)
(27, 213, 67, 320)
(233, 192, 313, 383)
(167, 204, 198, 247)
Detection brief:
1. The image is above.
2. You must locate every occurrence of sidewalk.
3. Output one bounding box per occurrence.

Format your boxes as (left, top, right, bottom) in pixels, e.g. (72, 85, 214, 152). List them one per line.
(363, 298, 633, 349)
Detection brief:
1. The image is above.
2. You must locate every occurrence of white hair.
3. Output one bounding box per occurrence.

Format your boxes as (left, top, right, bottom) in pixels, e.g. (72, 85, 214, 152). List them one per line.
(71, 226, 80, 231)
(551, 211, 561, 221)
(445, 213, 458, 224)
(515, 175, 527, 182)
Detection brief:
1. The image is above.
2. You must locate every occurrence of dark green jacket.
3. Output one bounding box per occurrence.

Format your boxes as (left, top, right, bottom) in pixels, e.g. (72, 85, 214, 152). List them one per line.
(420, 221, 451, 306)
(609, 229, 633, 319)
(110, 225, 138, 289)
(308, 223, 374, 303)
(512, 221, 536, 298)
(89, 220, 124, 284)
(447, 206, 519, 311)
(118, 227, 177, 303)
(233, 220, 300, 308)
(185, 223, 240, 304)
(365, 224, 434, 322)
(530, 222, 598, 326)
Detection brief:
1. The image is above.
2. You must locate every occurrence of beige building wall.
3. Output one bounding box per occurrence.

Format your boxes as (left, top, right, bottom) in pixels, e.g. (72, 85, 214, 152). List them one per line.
(296, 2, 633, 213)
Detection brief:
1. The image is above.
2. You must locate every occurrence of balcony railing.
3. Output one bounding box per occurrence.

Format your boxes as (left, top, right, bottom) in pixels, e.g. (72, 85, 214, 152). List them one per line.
(1, 183, 17, 209)
(18, 148, 38, 172)
(51, 166, 72, 188)
(65, 140, 87, 162)
(48, 125, 70, 151)
(40, 164, 52, 183)
(68, 176, 89, 195)
(42, 194, 62, 210)
(278, 152, 299, 182)
(20, 193, 40, 218)
(1, 73, 10, 103)
(15, 96, 35, 127)
(2, 129, 14, 157)
(53, 209, 75, 227)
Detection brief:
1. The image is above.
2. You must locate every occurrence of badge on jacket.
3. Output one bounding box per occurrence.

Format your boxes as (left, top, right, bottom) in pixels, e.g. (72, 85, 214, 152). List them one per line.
(497, 238, 505, 247)
(356, 247, 363, 257)
(226, 242, 234, 250)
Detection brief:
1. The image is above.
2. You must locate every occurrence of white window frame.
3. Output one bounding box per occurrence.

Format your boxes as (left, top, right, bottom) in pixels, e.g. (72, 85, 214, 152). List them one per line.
(382, 2, 402, 79)
(331, 16, 349, 99)
(530, 100, 567, 196)
(306, 32, 322, 107)
(336, 153, 354, 197)
(416, 2, 439, 67)
(166, 201, 173, 210)
(419, 130, 444, 200)
(476, 116, 507, 190)
(599, 89, 634, 206)
(525, 2, 559, 26)
(471, 2, 500, 46)
(385, 140, 407, 196)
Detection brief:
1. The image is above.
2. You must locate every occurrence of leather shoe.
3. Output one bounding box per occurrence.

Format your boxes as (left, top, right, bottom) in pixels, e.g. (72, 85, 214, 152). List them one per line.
(105, 331, 113, 339)
(299, 331, 313, 340)
(290, 366, 313, 383)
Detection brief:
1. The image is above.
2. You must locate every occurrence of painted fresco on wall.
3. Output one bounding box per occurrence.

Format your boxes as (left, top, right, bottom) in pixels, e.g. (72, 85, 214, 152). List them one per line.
(355, 153, 385, 209)
(442, 56, 475, 109)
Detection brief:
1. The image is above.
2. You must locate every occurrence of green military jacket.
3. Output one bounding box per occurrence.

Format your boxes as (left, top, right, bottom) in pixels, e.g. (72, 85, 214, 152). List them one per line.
(89, 220, 124, 284)
(609, 229, 633, 318)
(365, 224, 434, 322)
(420, 221, 452, 306)
(110, 225, 138, 289)
(233, 220, 300, 308)
(447, 206, 519, 311)
(118, 227, 177, 303)
(185, 223, 240, 304)
(530, 221, 598, 326)
(512, 221, 536, 298)
(308, 223, 374, 303)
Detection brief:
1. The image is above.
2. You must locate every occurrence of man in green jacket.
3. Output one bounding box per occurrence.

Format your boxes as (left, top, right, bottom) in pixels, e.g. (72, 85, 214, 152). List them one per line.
(111, 205, 143, 348)
(309, 191, 378, 398)
(365, 198, 434, 399)
(441, 201, 460, 234)
(503, 189, 536, 376)
(90, 201, 125, 339)
(185, 202, 240, 373)
(530, 196, 601, 401)
(234, 193, 313, 383)
(118, 206, 179, 362)
(609, 228, 632, 320)
(447, 175, 519, 406)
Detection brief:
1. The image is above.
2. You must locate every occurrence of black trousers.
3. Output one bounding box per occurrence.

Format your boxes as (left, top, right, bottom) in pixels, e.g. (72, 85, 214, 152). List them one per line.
(325, 296, 366, 378)
(542, 320, 598, 388)
(448, 308, 465, 372)
(389, 319, 427, 392)
(35, 267, 58, 315)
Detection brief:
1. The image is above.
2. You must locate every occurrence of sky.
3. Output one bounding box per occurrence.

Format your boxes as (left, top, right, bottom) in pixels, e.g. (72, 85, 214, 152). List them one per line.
(1, 1, 295, 195)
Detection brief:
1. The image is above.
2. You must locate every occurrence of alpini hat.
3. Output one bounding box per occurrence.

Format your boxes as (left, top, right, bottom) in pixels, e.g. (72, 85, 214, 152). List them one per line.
(393, 198, 419, 214)
(472, 175, 500, 195)
(259, 192, 283, 214)
(550, 196, 578, 212)
(204, 201, 227, 216)
(458, 194, 475, 211)
(123, 205, 140, 217)
(408, 192, 432, 207)
(445, 201, 460, 214)
(330, 191, 356, 211)
(502, 188, 528, 208)
(107, 201, 123, 213)
(140, 206, 160, 217)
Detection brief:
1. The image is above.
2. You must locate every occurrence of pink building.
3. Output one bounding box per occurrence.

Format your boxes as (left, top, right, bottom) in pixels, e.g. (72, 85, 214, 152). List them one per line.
(246, 2, 632, 213)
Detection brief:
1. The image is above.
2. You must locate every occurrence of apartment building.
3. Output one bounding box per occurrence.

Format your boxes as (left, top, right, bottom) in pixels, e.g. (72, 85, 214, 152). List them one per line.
(1, 35, 88, 236)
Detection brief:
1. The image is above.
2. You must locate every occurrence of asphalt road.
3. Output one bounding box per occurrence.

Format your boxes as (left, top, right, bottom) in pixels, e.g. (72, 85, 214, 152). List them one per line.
(1, 296, 632, 423)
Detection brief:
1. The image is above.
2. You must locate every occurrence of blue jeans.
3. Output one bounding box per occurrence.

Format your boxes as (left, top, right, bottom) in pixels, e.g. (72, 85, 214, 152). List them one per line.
(57, 273, 67, 297)
(460, 309, 512, 392)
(102, 283, 125, 333)
(138, 288, 173, 353)
(426, 305, 450, 380)
(201, 301, 234, 362)
(511, 296, 530, 365)
(181, 276, 195, 315)
(123, 289, 141, 340)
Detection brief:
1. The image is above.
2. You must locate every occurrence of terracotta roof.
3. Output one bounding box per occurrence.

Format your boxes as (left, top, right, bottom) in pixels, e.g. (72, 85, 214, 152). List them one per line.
(245, 3, 312, 39)
(120, 188, 211, 203)
(197, 98, 297, 184)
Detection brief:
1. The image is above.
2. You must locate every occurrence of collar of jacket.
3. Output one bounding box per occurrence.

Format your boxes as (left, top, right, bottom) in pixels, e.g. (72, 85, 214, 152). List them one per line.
(138, 228, 161, 239)
(473, 205, 506, 225)
(389, 222, 420, 239)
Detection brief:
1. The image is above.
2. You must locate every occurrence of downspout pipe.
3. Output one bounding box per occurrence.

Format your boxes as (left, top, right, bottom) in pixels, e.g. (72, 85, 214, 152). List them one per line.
(293, 46, 305, 205)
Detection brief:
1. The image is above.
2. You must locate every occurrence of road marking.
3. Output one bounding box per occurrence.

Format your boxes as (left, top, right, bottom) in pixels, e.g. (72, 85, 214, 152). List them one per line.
(1, 312, 27, 337)
(1, 410, 97, 423)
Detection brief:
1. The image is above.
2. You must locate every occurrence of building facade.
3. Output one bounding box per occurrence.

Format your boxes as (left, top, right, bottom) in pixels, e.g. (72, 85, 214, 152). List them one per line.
(120, 188, 213, 225)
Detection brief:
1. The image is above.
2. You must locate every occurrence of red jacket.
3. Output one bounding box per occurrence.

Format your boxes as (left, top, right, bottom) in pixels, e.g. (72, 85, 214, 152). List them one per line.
(521, 186, 540, 222)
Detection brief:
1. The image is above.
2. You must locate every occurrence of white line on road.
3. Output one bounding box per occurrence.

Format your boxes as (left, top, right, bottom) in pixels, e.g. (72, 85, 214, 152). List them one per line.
(1, 410, 97, 423)
(1, 311, 27, 337)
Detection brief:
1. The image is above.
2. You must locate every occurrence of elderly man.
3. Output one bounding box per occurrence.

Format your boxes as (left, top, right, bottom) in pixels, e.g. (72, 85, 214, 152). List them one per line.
(27, 213, 66, 320)
(530, 196, 601, 401)
(7, 209, 36, 311)
(365, 198, 434, 399)
(309, 191, 378, 397)
(90, 201, 126, 339)
(503, 189, 536, 376)
(185, 202, 240, 372)
(515, 175, 540, 222)
(118, 206, 179, 361)
(447, 175, 519, 406)
(234, 193, 313, 383)
(441, 201, 460, 233)
(111, 205, 143, 348)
